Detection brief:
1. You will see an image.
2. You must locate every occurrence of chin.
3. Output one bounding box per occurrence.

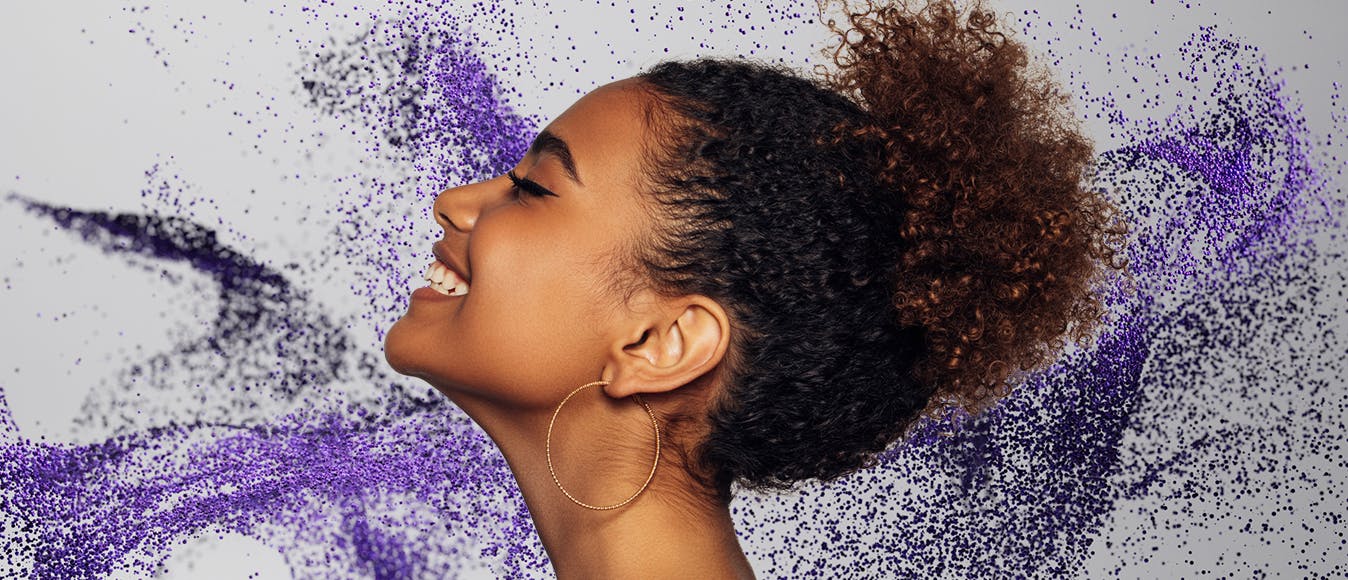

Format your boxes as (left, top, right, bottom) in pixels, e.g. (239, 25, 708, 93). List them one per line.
(382, 317, 471, 401)
(381, 315, 509, 415)
(382, 315, 425, 377)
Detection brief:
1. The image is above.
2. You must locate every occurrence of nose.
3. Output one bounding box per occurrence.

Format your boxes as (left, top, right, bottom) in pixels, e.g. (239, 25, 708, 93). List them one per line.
(432, 175, 510, 234)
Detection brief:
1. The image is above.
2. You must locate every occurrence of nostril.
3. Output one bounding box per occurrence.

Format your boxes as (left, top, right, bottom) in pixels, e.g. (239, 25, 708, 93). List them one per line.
(436, 209, 461, 232)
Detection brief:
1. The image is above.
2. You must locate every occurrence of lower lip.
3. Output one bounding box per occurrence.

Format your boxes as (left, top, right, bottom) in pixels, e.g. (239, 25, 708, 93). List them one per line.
(411, 286, 463, 302)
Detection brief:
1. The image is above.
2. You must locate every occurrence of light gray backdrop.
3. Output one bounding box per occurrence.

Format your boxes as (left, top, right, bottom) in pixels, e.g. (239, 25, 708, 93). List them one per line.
(1, 0, 1344, 578)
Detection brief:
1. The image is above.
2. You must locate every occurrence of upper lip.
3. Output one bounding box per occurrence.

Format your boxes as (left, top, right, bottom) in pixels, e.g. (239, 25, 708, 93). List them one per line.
(432, 242, 471, 285)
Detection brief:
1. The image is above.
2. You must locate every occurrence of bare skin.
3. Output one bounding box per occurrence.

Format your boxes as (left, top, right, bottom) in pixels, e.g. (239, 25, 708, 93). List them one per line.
(385, 79, 756, 579)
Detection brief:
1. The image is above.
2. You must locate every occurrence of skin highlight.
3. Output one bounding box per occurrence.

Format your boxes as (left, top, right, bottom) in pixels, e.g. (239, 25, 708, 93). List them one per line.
(384, 79, 756, 578)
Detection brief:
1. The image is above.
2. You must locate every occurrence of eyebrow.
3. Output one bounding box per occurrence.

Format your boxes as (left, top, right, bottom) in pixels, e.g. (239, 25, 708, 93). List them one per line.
(528, 129, 582, 185)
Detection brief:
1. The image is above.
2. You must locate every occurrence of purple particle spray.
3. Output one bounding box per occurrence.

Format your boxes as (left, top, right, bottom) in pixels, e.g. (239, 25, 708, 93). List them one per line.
(1, 3, 1344, 579)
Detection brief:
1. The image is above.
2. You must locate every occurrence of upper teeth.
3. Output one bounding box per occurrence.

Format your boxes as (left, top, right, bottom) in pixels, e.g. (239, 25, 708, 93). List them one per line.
(423, 260, 469, 296)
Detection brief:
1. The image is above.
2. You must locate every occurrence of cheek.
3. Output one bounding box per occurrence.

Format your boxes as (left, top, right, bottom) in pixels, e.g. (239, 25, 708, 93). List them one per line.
(473, 209, 598, 314)
(461, 226, 601, 385)
(469, 220, 570, 321)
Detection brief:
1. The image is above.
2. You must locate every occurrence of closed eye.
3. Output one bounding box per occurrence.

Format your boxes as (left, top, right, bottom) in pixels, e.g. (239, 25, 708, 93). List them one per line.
(507, 170, 559, 198)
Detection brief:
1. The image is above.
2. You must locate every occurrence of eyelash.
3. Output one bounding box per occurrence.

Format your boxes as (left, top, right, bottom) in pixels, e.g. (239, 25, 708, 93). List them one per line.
(507, 170, 558, 199)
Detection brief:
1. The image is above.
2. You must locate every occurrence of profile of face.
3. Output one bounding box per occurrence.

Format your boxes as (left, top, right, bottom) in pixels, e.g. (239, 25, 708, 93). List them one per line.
(383, 78, 728, 423)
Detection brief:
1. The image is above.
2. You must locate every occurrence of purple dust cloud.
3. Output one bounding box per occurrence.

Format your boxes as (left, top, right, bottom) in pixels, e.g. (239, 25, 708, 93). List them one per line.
(1, 2, 1344, 578)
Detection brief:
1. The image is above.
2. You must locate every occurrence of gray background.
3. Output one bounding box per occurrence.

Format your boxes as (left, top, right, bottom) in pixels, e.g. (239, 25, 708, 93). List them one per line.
(2, 0, 1344, 577)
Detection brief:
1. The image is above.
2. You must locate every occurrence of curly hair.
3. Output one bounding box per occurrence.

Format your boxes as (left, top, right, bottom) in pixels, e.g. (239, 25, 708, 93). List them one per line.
(630, 0, 1127, 501)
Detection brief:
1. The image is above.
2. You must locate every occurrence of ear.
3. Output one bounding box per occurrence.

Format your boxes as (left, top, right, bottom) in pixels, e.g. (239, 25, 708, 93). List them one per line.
(601, 294, 730, 399)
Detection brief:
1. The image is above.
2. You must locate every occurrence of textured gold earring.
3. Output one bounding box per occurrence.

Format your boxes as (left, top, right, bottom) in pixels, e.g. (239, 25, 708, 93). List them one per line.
(545, 380, 661, 510)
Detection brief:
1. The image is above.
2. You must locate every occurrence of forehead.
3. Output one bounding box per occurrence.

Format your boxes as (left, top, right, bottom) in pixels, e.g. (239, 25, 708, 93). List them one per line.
(539, 80, 655, 190)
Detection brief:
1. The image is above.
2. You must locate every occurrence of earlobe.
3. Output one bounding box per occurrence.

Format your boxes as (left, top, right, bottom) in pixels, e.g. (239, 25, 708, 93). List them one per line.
(603, 296, 729, 399)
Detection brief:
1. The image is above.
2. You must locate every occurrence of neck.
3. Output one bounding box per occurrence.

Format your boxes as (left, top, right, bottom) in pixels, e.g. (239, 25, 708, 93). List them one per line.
(450, 391, 756, 579)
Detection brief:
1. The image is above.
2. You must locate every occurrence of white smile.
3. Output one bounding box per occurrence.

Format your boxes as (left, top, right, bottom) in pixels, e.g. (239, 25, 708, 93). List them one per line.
(423, 260, 469, 296)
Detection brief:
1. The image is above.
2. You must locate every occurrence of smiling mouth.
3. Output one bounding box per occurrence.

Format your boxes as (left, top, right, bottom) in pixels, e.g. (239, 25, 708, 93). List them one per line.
(423, 260, 470, 296)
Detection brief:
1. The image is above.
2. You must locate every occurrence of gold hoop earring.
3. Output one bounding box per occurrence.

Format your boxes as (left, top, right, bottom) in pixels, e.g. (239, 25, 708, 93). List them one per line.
(545, 380, 661, 510)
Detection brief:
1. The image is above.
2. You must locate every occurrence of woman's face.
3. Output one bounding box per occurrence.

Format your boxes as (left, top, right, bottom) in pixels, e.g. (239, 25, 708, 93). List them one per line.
(384, 79, 658, 411)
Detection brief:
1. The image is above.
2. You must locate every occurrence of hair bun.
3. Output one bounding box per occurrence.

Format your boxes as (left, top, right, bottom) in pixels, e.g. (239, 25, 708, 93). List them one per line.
(819, 0, 1127, 415)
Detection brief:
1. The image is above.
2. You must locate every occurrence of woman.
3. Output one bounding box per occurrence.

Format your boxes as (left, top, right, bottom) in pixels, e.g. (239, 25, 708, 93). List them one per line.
(384, 0, 1125, 577)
